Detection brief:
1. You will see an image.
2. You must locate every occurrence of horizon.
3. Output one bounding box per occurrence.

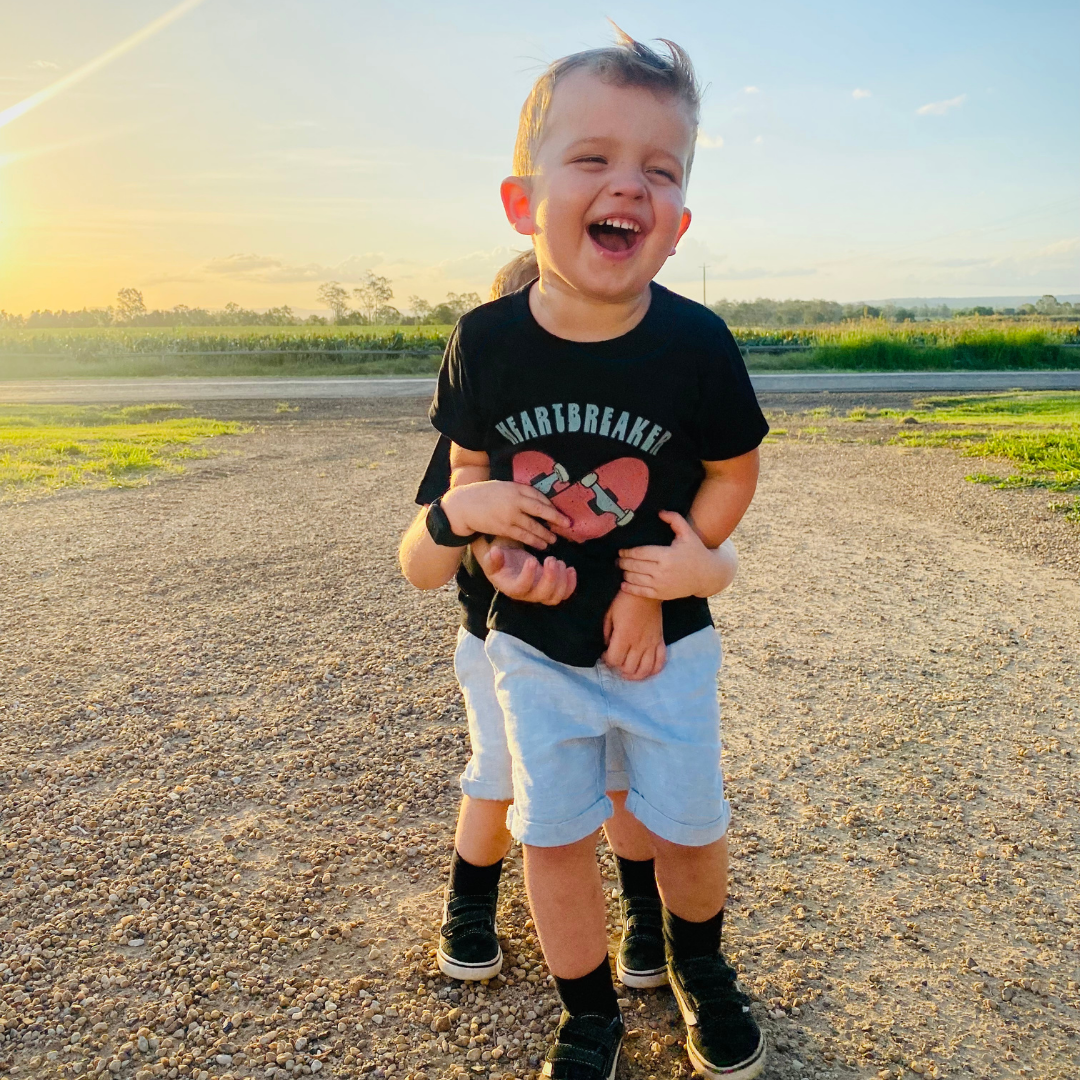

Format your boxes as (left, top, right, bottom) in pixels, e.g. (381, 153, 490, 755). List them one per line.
(1, 1, 1077, 313)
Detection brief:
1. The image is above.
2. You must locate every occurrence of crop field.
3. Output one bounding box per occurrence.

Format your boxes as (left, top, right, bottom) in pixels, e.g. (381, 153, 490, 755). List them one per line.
(1, 319, 1077, 378)
(0, 404, 244, 500)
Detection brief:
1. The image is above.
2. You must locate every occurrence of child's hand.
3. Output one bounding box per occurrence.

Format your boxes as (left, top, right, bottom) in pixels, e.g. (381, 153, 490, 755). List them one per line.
(442, 480, 569, 549)
(476, 539, 577, 605)
(618, 511, 737, 600)
(602, 591, 665, 681)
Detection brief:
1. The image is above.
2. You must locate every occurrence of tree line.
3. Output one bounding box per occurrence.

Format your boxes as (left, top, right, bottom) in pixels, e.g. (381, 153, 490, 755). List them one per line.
(707, 295, 1077, 326)
(2, 284, 1074, 331)
(0, 274, 484, 330)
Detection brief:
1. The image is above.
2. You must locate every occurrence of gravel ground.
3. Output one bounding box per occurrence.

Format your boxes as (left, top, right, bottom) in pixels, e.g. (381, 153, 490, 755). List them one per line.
(1, 397, 1077, 1080)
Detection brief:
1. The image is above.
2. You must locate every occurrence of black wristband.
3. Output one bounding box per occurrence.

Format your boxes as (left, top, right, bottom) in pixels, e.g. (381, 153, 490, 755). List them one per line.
(426, 497, 479, 547)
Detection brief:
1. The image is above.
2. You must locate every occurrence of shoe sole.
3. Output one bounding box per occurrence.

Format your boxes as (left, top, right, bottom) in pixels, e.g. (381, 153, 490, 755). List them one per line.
(670, 976, 767, 1080)
(616, 957, 669, 989)
(436, 944, 503, 982)
(541, 1035, 622, 1079)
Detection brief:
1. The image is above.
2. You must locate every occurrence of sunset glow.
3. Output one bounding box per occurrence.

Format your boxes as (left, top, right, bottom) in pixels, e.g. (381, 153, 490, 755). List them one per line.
(0, 1, 1076, 316)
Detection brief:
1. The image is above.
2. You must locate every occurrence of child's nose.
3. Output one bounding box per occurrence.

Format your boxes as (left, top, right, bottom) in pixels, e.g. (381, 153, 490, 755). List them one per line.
(607, 168, 647, 199)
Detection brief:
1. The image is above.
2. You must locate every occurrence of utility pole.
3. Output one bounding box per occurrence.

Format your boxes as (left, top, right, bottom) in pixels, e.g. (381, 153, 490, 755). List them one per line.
(701, 264, 709, 307)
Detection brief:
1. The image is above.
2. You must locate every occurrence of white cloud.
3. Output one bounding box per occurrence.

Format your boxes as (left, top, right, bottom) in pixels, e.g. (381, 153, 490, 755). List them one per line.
(29, 59, 60, 70)
(1038, 237, 1080, 256)
(916, 93, 967, 116)
(696, 133, 724, 149)
(753, 135, 764, 145)
(743, 85, 760, 94)
(203, 252, 385, 284)
(852, 88, 872, 100)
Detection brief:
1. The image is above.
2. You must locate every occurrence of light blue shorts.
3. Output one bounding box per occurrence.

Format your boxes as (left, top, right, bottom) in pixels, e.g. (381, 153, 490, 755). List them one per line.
(453, 628, 629, 802)
(485, 627, 730, 848)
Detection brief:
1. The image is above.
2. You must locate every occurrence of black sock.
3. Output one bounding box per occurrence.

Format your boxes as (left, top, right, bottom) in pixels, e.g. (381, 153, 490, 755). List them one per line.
(663, 906, 724, 960)
(448, 850, 503, 896)
(554, 957, 620, 1020)
(615, 856, 659, 899)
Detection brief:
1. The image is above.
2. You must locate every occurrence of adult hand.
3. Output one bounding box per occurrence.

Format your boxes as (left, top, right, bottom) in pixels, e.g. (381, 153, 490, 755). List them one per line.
(442, 480, 569, 549)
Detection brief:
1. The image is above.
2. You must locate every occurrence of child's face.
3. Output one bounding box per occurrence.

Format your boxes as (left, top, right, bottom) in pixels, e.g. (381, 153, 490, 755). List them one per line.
(505, 69, 694, 304)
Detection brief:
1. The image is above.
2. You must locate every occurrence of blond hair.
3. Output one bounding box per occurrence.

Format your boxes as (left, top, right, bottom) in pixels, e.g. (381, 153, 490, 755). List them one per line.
(513, 24, 700, 179)
(490, 250, 539, 300)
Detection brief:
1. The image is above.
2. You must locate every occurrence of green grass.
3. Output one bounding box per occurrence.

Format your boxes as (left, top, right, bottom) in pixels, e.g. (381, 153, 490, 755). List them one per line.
(862, 392, 1080, 521)
(0, 404, 245, 500)
(2, 319, 1077, 378)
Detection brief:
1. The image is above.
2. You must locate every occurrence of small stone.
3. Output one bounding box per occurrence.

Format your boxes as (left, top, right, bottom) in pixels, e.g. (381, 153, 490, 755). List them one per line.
(310, 1062, 323, 1074)
(215, 1053, 233, 1066)
(294, 1037, 308, 1051)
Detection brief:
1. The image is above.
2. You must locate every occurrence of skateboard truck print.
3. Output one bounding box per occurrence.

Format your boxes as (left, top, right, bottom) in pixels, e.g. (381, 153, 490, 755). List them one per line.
(530, 461, 570, 496)
(579, 471, 635, 527)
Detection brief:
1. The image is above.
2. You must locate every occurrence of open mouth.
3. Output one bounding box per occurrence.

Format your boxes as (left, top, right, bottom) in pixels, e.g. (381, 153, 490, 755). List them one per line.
(587, 216, 643, 254)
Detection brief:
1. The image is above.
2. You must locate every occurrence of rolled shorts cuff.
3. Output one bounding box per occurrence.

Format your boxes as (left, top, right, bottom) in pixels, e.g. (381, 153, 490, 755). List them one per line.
(605, 770, 630, 794)
(507, 793, 613, 848)
(459, 769, 514, 802)
(624, 789, 732, 847)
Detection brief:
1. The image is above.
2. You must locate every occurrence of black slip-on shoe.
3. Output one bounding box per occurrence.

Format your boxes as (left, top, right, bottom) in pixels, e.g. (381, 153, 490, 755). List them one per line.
(668, 951, 766, 1080)
(615, 893, 668, 988)
(542, 1011, 624, 1079)
(436, 889, 503, 981)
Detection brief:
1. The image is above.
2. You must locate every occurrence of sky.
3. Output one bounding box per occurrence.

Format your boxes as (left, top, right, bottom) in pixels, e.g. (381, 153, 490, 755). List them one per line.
(0, 0, 1077, 315)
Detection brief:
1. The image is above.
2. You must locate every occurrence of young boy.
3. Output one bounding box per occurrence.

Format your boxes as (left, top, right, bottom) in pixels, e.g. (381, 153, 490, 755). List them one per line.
(399, 252, 740, 991)
(430, 31, 769, 1080)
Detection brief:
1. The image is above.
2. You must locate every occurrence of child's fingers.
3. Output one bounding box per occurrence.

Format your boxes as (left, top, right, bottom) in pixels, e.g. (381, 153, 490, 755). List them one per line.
(617, 546, 665, 562)
(621, 570, 657, 588)
(617, 554, 663, 574)
(504, 522, 552, 548)
(509, 511, 557, 546)
(519, 493, 571, 529)
(619, 581, 659, 599)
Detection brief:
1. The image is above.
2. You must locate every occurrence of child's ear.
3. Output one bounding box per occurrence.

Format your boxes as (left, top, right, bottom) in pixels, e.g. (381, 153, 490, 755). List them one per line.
(501, 177, 536, 236)
(670, 208, 692, 255)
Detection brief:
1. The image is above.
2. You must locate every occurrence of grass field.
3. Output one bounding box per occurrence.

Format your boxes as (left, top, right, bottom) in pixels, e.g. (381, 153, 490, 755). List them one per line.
(1, 319, 1077, 378)
(0, 404, 245, 500)
(849, 392, 1080, 520)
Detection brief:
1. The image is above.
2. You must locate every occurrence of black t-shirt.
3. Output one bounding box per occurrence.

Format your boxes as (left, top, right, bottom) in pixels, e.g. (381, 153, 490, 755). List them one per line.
(429, 282, 768, 667)
(414, 434, 495, 641)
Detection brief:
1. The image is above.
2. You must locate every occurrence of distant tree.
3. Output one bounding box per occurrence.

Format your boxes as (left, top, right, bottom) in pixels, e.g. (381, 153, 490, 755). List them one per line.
(409, 295, 433, 324)
(116, 287, 146, 322)
(305, 314, 328, 325)
(428, 291, 483, 324)
(316, 281, 352, 323)
(353, 272, 394, 324)
(1035, 294, 1063, 315)
(1018, 304, 1037, 315)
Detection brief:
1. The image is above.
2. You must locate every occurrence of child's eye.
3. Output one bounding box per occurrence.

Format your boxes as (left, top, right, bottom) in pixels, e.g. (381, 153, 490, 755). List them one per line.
(648, 168, 678, 183)
(572, 155, 607, 166)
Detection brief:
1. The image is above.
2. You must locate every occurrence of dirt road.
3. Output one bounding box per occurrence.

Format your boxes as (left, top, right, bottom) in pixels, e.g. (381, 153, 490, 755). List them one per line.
(1, 398, 1077, 1080)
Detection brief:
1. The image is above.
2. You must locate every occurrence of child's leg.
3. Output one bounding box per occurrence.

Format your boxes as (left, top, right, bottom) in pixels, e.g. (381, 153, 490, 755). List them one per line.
(603, 731, 666, 989)
(438, 630, 516, 981)
(651, 833, 728, 921)
(606, 628, 765, 1079)
(523, 832, 609, 978)
(485, 631, 622, 1024)
(454, 794, 512, 867)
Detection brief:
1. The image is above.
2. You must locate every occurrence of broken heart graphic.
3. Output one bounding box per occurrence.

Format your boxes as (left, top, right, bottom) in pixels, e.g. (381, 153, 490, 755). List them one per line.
(513, 450, 649, 542)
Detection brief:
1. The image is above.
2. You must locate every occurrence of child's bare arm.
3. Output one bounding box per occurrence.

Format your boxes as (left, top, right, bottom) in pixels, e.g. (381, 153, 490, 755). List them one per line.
(398, 507, 464, 590)
(688, 447, 760, 547)
(617, 512, 738, 600)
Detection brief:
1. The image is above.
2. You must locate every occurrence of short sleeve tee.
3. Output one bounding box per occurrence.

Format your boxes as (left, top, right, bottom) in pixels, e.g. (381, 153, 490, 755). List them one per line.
(429, 282, 768, 667)
(414, 435, 495, 642)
